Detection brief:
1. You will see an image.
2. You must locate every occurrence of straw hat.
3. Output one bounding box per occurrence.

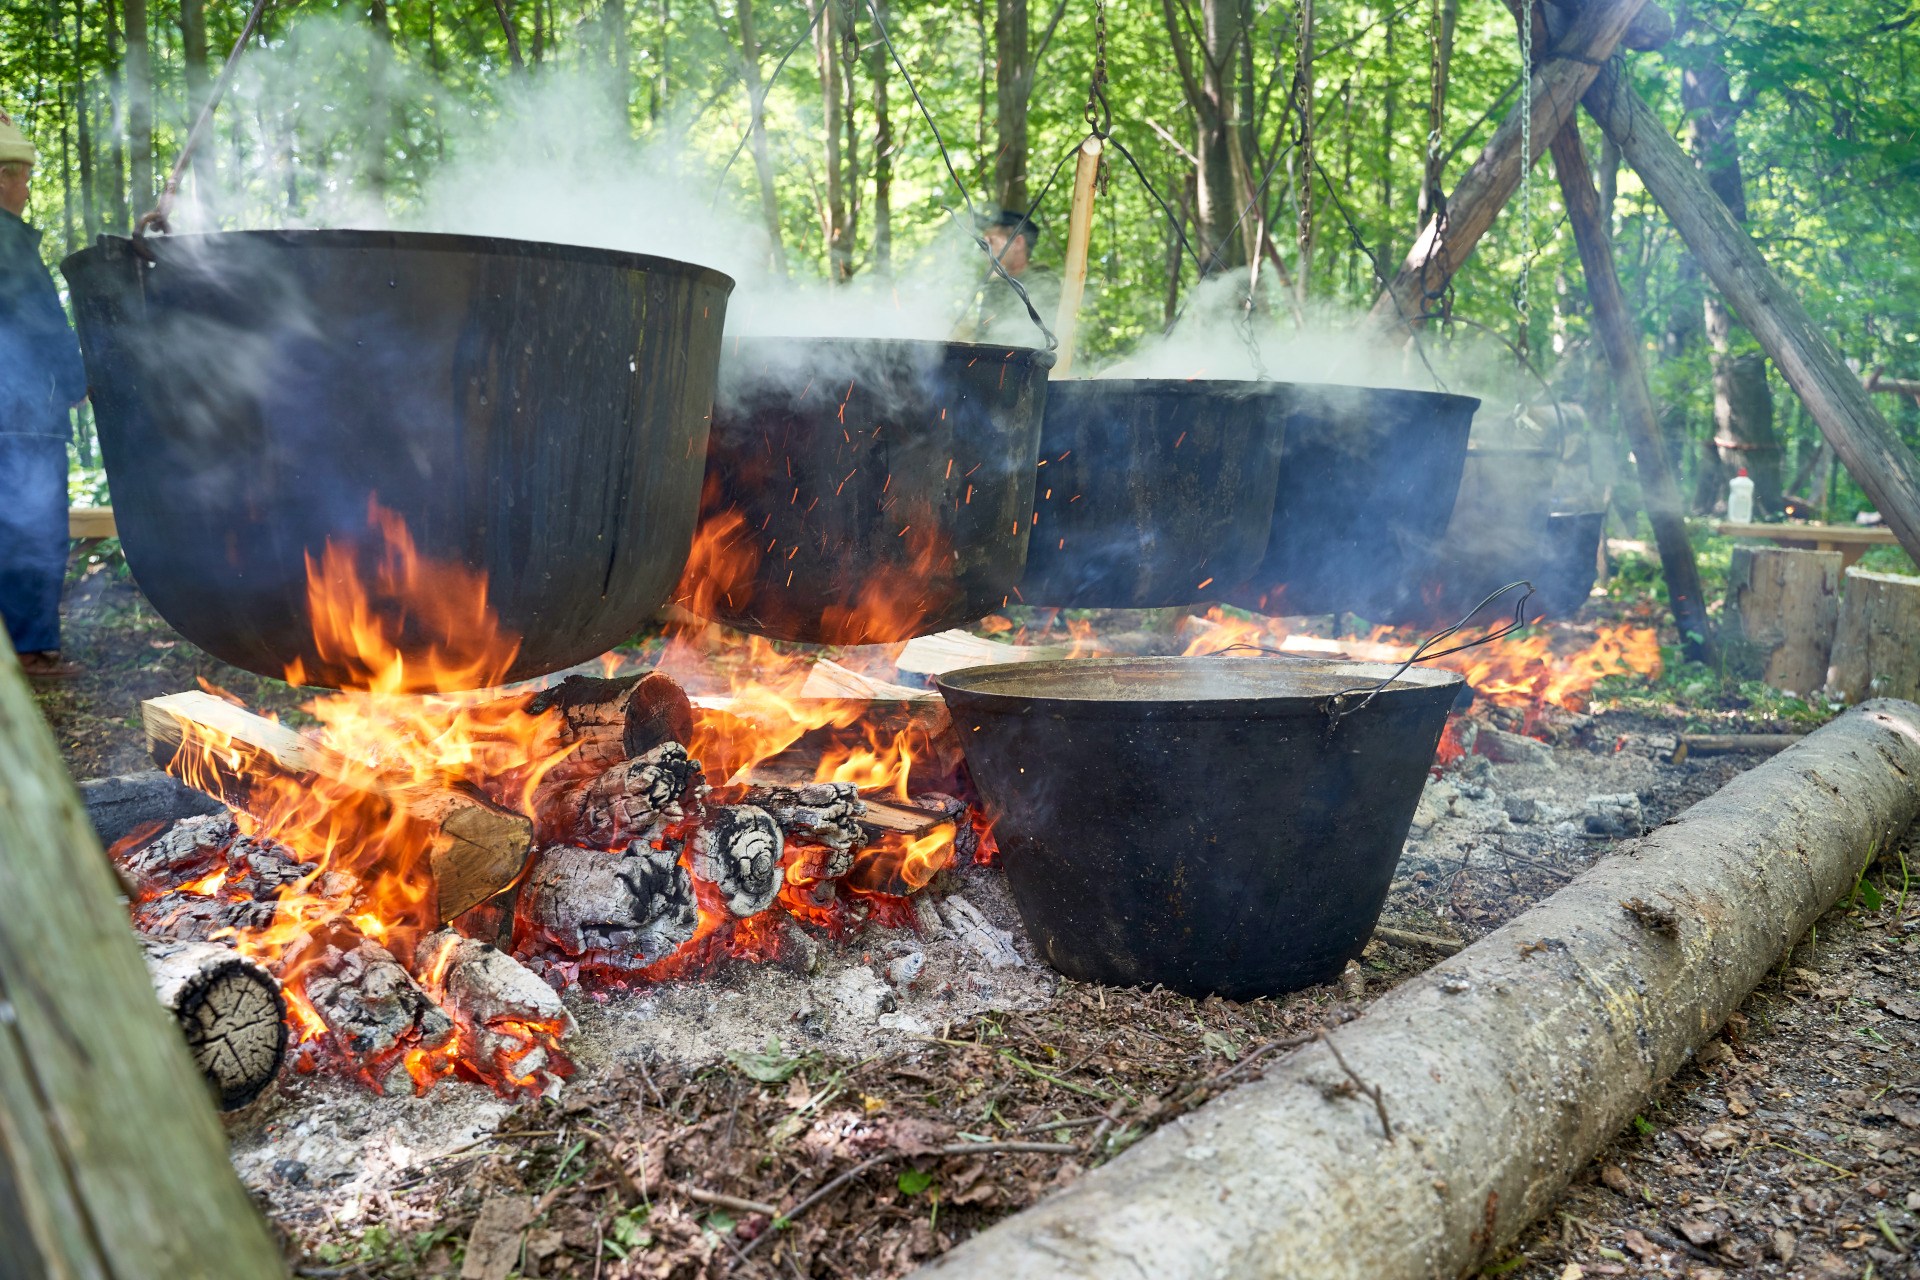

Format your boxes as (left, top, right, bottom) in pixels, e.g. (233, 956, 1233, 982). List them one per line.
(0, 111, 37, 166)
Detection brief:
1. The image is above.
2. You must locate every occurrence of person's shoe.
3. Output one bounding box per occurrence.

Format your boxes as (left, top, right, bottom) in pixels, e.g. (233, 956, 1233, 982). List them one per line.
(19, 651, 83, 678)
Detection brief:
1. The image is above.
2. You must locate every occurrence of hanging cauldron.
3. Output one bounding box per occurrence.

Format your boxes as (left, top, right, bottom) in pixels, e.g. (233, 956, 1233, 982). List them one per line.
(1228, 384, 1479, 619)
(938, 656, 1463, 999)
(1015, 379, 1286, 609)
(62, 230, 732, 689)
(684, 337, 1051, 645)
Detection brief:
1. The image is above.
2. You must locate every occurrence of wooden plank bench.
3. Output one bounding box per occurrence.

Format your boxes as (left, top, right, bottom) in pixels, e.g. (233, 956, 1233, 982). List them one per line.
(1714, 520, 1898, 571)
(68, 506, 117, 540)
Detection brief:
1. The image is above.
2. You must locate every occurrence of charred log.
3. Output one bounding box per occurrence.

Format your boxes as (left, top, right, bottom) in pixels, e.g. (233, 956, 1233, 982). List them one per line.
(692, 805, 785, 917)
(537, 742, 704, 846)
(80, 770, 223, 849)
(115, 813, 307, 899)
(514, 843, 698, 969)
(416, 930, 575, 1093)
(524, 671, 696, 774)
(741, 781, 865, 877)
(140, 937, 287, 1111)
(132, 892, 281, 943)
(301, 936, 454, 1067)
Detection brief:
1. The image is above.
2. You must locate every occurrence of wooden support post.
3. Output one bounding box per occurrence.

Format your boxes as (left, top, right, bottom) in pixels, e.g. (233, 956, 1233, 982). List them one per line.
(1583, 63, 1920, 567)
(1828, 567, 1920, 703)
(1366, 0, 1647, 333)
(1051, 136, 1103, 376)
(0, 636, 288, 1275)
(1722, 547, 1842, 696)
(1550, 121, 1713, 661)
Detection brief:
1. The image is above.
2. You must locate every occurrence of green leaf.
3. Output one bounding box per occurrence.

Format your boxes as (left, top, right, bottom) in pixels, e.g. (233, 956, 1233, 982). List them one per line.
(706, 1210, 737, 1234)
(727, 1035, 811, 1084)
(898, 1168, 936, 1196)
(1632, 1115, 1656, 1136)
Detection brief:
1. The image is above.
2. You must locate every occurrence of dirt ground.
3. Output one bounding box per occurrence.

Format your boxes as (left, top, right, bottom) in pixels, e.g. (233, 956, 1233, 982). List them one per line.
(30, 569, 1917, 1279)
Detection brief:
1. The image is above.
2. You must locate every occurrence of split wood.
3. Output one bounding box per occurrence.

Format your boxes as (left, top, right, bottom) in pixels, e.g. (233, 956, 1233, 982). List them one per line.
(143, 691, 533, 921)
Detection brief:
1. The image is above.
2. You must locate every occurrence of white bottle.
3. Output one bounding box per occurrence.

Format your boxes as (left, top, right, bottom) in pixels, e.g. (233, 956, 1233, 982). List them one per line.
(1727, 469, 1755, 524)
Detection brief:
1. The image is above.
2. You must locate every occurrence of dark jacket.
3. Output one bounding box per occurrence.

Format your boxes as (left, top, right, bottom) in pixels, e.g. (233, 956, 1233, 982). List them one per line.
(0, 209, 86, 438)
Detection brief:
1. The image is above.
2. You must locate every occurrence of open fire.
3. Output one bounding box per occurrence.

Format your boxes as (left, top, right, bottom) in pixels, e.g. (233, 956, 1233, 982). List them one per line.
(112, 502, 1658, 1105)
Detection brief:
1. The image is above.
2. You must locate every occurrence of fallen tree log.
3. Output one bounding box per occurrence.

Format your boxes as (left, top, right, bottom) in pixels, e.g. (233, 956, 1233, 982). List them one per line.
(918, 700, 1920, 1280)
(1582, 63, 1920, 565)
(140, 937, 287, 1111)
(144, 691, 534, 921)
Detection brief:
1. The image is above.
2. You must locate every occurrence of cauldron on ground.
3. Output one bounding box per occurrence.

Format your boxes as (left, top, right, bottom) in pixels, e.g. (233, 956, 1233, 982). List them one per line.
(1015, 379, 1286, 609)
(63, 230, 732, 689)
(937, 656, 1463, 999)
(1227, 384, 1479, 619)
(686, 337, 1050, 645)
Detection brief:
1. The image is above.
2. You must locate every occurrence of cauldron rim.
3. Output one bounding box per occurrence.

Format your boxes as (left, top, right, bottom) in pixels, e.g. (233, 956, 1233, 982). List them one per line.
(722, 332, 1056, 370)
(66, 228, 738, 296)
(1045, 375, 1299, 398)
(936, 655, 1462, 718)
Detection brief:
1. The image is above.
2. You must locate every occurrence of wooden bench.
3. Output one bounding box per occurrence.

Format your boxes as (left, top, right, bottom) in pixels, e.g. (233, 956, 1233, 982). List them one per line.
(68, 506, 117, 539)
(1714, 520, 1898, 571)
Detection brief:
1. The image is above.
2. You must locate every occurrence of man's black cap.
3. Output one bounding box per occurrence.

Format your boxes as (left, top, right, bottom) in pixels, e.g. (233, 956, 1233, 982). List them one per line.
(981, 208, 1041, 245)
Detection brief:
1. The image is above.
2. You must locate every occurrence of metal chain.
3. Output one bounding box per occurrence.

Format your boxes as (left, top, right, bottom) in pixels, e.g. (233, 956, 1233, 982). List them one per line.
(1083, 0, 1110, 140)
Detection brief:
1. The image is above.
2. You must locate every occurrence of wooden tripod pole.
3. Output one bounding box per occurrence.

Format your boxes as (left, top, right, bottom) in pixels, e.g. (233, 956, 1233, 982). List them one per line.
(1551, 120, 1715, 662)
(1051, 135, 1104, 377)
(0, 633, 287, 1276)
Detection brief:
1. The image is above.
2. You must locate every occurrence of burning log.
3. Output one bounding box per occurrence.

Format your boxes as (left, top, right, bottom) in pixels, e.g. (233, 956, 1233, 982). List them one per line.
(301, 936, 455, 1071)
(522, 671, 695, 775)
(416, 931, 575, 1095)
(114, 812, 306, 899)
(536, 742, 703, 846)
(143, 691, 534, 921)
(514, 843, 699, 969)
(79, 769, 223, 848)
(140, 937, 287, 1111)
(741, 781, 866, 876)
(691, 805, 785, 916)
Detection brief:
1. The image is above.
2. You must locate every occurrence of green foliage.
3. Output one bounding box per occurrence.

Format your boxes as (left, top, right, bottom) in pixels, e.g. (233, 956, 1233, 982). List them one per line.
(312, 1223, 461, 1276)
(727, 1035, 816, 1083)
(897, 1166, 935, 1195)
(601, 1205, 653, 1258)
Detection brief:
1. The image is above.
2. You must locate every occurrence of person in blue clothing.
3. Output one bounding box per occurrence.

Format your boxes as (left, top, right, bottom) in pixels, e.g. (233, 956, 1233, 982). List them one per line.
(0, 111, 88, 677)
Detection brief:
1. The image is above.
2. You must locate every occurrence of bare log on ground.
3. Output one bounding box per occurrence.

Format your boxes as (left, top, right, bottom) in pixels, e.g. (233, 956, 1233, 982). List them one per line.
(1583, 65, 1920, 565)
(0, 638, 287, 1277)
(1366, 0, 1647, 332)
(1669, 732, 1805, 762)
(522, 671, 695, 776)
(80, 769, 222, 847)
(144, 691, 534, 921)
(141, 937, 287, 1111)
(692, 805, 785, 916)
(1722, 547, 1842, 695)
(302, 936, 454, 1065)
(416, 931, 575, 1093)
(1828, 568, 1920, 703)
(1551, 120, 1714, 661)
(536, 742, 703, 846)
(918, 700, 1920, 1280)
(514, 844, 698, 967)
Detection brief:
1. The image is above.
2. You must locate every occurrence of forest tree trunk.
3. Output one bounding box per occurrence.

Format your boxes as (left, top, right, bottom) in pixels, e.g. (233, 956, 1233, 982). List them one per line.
(180, 0, 213, 204)
(1683, 41, 1783, 513)
(870, 0, 894, 274)
(730, 0, 789, 276)
(993, 0, 1030, 214)
(124, 0, 153, 214)
(1420, 0, 1459, 226)
(817, 0, 854, 281)
(1162, 0, 1250, 275)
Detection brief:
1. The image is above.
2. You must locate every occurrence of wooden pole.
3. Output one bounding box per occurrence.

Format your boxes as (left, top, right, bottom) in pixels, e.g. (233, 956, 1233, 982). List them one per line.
(1582, 63, 1920, 567)
(1365, 0, 1648, 334)
(0, 635, 287, 1275)
(1051, 135, 1102, 377)
(1549, 121, 1714, 662)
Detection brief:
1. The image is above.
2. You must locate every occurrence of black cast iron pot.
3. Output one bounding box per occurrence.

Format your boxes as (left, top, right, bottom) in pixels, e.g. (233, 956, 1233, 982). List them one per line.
(686, 337, 1050, 645)
(1229, 384, 1478, 619)
(1016, 379, 1286, 609)
(62, 230, 732, 689)
(938, 656, 1463, 999)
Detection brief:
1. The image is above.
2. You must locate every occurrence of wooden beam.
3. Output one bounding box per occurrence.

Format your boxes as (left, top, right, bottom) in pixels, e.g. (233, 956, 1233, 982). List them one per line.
(143, 691, 534, 922)
(1583, 63, 1920, 567)
(1366, 0, 1648, 333)
(0, 635, 288, 1276)
(1549, 120, 1715, 661)
(1865, 373, 1920, 398)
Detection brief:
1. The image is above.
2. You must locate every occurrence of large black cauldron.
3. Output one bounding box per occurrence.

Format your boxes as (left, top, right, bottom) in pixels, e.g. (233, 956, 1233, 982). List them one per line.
(1016, 379, 1285, 609)
(939, 656, 1463, 998)
(63, 231, 731, 689)
(687, 337, 1050, 645)
(1229, 384, 1478, 619)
